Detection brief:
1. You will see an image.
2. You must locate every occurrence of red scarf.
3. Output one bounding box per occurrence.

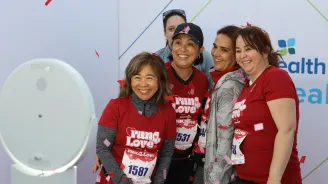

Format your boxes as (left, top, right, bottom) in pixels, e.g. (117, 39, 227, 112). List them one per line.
(210, 65, 240, 91)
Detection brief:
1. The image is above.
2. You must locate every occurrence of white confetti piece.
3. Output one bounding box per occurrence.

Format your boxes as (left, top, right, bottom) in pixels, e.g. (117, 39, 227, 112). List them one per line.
(103, 139, 111, 147)
(254, 123, 264, 131)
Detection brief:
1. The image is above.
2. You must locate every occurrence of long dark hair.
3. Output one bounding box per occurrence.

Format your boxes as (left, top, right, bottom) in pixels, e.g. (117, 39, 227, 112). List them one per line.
(235, 25, 281, 67)
(119, 52, 171, 106)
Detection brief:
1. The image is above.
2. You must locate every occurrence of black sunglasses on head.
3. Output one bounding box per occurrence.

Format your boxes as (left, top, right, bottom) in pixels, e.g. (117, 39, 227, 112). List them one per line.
(162, 9, 186, 19)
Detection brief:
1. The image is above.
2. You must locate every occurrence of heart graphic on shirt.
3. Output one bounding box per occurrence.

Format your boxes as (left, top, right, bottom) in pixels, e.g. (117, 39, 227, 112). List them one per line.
(126, 127, 136, 137)
(154, 135, 158, 139)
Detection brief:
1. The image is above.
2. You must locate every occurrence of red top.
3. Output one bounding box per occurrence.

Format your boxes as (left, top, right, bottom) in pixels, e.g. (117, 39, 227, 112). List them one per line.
(166, 62, 208, 153)
(232, 67, 302, 184)
(98, 96, 176, 167)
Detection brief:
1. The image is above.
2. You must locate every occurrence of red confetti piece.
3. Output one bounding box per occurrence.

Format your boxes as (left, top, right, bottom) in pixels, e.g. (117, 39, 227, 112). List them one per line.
(103, 139, 111, 147)
(215, 157, 218, 162)
(218, 125, 227, 130)
(117, 80, 126, 85)
(122, 177, 131, 181)
(164, 96, 174, 101)
(254, 123, 264, 131)
(246, 22, 252, 26)
(188, 176, 195, 181)
(45, 0, 52, 6)
(95, 50, 100, 58)
(151, 52, 158, 57)
(109, 172, 115, 177)
(300, 156, 306, 163)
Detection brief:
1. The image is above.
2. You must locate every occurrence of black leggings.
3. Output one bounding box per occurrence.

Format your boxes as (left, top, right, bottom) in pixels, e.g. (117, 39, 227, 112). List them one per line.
(228, 177, 258, 184)
(165, 158, 194, 184)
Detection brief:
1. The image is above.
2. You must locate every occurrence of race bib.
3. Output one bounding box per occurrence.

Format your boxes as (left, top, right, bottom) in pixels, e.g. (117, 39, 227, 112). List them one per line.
(121, 148, 158, 184)
(196, 120, 207, 152)
(231, 128, 248, 165)
(174, 118, 197, 150)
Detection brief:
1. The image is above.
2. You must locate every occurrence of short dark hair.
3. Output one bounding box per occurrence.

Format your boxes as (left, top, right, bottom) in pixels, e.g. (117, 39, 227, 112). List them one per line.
(119, 52, 172, 106)
(235, 25, 281, 67)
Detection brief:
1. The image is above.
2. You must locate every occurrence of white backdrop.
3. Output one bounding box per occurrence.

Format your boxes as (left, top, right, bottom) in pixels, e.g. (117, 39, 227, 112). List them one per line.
(0, 1, 119, 184)
(0, 0, 327, 183)
(119, 0, 328, 183)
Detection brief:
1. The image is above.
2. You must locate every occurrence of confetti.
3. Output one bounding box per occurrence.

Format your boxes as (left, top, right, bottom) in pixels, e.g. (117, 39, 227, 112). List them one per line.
(163, 169, 167, 179)
(232, 96, 237, 103)
(300, 156, 306, 163)
(254, 123, 264, 131)
(231, 174, 235, 180)
(215, 157, 218, 162)
(45, 0, 52, 6)
(96, 175, 101, 182)
(237, 71, 244, 79)
(106, 176, 110, 182)
(164, 96, 174, 101)
(117, 80, 126, 85)
(223, 155, 234, 165)
(103, 139, 111, 147)
(151, 52, 158, 57)
(109, 172, 115, 177)
(95, 50, 100, 58)
(218, 125, 227, 130)
(214, 181, 220, 184)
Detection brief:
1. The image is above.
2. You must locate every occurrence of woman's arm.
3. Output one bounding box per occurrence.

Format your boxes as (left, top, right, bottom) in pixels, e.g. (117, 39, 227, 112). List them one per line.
(152, 139, 175, 184)
(96, 125, 131, 184)
(267, 98, 296, 184)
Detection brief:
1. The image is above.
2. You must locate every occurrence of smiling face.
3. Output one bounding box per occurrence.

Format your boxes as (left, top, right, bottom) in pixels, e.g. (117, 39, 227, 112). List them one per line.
(171, 34, 203, 69)
(211, 33, 236, 71)
(235, 35, 269, 79)
(164, 15, 186, 47)
(131, 64, 158, 100)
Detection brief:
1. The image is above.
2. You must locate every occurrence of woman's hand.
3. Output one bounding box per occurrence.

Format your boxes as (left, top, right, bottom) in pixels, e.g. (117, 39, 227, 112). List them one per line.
(92, 154, 101, 173)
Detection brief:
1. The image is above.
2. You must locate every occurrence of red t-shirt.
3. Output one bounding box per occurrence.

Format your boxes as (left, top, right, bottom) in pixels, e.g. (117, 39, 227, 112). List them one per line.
(98, 96, 176, 181)
(166, 62, 208, 153)
(232, 67, 302, 184)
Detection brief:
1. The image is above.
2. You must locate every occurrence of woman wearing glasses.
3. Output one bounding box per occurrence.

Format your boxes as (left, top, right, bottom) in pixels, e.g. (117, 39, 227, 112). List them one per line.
(156, 9, 214, 89)
(164, 22, 208, 184)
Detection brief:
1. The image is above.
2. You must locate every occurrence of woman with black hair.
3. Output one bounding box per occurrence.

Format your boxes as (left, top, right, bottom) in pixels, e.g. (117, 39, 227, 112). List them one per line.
(156, 9, 214, 89)
(164, 22, 208, 184)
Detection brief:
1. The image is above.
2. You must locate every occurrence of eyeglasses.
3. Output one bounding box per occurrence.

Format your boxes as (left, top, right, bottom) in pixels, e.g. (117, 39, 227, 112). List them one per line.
(162, 9, 186, 19)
